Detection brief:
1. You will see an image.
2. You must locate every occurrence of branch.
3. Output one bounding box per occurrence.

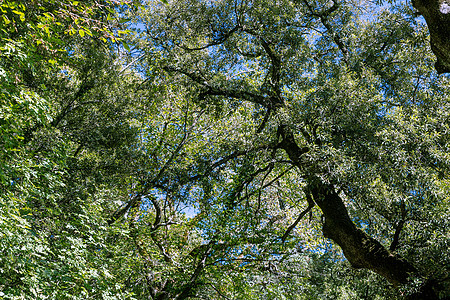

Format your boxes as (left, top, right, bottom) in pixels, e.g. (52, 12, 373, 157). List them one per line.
(175, 242, 215, 299)
(281, 193, 315, 242)
(177, 25, 240, 51)
(164, 66, 269, 107)
(119, 53, 145, 74)
(390, 200, 407, 252)
(149, 196, 162, 229)
(236, 165, 296, 206)
(107, 193, 142, 225)
(259, 38, 282, 105)
(256, 107, 272, 134)
(277, 122, 426, 289)
(277, 124, 310, 166)
(189, 150, 249, 181)
(302, 0, 349, 64)
(207, 283, 232, 300)
(142, 195, 174, 264)
(189, 142, 281, 182)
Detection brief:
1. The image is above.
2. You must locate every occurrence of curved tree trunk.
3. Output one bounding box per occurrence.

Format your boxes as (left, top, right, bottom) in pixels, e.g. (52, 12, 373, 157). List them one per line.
(278, 126, 440, 299)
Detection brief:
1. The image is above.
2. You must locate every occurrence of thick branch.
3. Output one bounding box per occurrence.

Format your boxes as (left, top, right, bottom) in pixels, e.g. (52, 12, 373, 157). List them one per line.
(277, 124, 439, 298)
(164, 66, 269, 107)
(258, 38, 283, 104)
(306, 178, 416, 285)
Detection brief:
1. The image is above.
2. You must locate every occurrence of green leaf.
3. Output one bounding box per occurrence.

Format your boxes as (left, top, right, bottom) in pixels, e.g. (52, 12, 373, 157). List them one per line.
(79, 29, 85, 37)
(12, 10, 25, 22)
(2, 15, 11, 25)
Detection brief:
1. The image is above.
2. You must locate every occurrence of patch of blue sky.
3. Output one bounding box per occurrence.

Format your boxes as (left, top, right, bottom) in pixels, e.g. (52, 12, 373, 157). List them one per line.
(181, 204, 200, 218)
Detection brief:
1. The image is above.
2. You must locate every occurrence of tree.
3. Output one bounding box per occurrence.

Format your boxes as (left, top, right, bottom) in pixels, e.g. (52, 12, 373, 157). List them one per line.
(412, 0, 450, 73)
(117, 0, 450, 298)
(0, 0, 141, 298)
(2, 0, 449, 299)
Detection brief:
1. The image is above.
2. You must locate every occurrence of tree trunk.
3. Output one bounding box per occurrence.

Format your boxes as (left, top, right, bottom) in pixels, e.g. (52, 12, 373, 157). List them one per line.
(279, 126, 440, 299)
(413, 0, 450, 73)
(307, 178, 416, 284)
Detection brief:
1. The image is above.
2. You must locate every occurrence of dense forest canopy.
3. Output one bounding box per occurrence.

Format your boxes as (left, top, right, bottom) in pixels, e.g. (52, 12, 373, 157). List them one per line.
(1, 0, 449, 299)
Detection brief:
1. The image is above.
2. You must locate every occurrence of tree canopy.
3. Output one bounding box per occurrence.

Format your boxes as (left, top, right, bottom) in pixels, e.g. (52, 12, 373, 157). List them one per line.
(1, 0, 449, 299)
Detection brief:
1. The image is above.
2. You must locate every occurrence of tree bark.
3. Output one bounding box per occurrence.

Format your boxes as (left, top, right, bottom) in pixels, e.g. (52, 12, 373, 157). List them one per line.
(307, 178, 416, 284)
(278, 126, 440, 299)
(413, 0, 450, 74)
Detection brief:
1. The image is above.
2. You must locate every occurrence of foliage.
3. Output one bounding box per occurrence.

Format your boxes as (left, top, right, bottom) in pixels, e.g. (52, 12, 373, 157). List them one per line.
(1, 0, 449, 299)
(122, 0, 450, 298)
(0, 0, 140, 298)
